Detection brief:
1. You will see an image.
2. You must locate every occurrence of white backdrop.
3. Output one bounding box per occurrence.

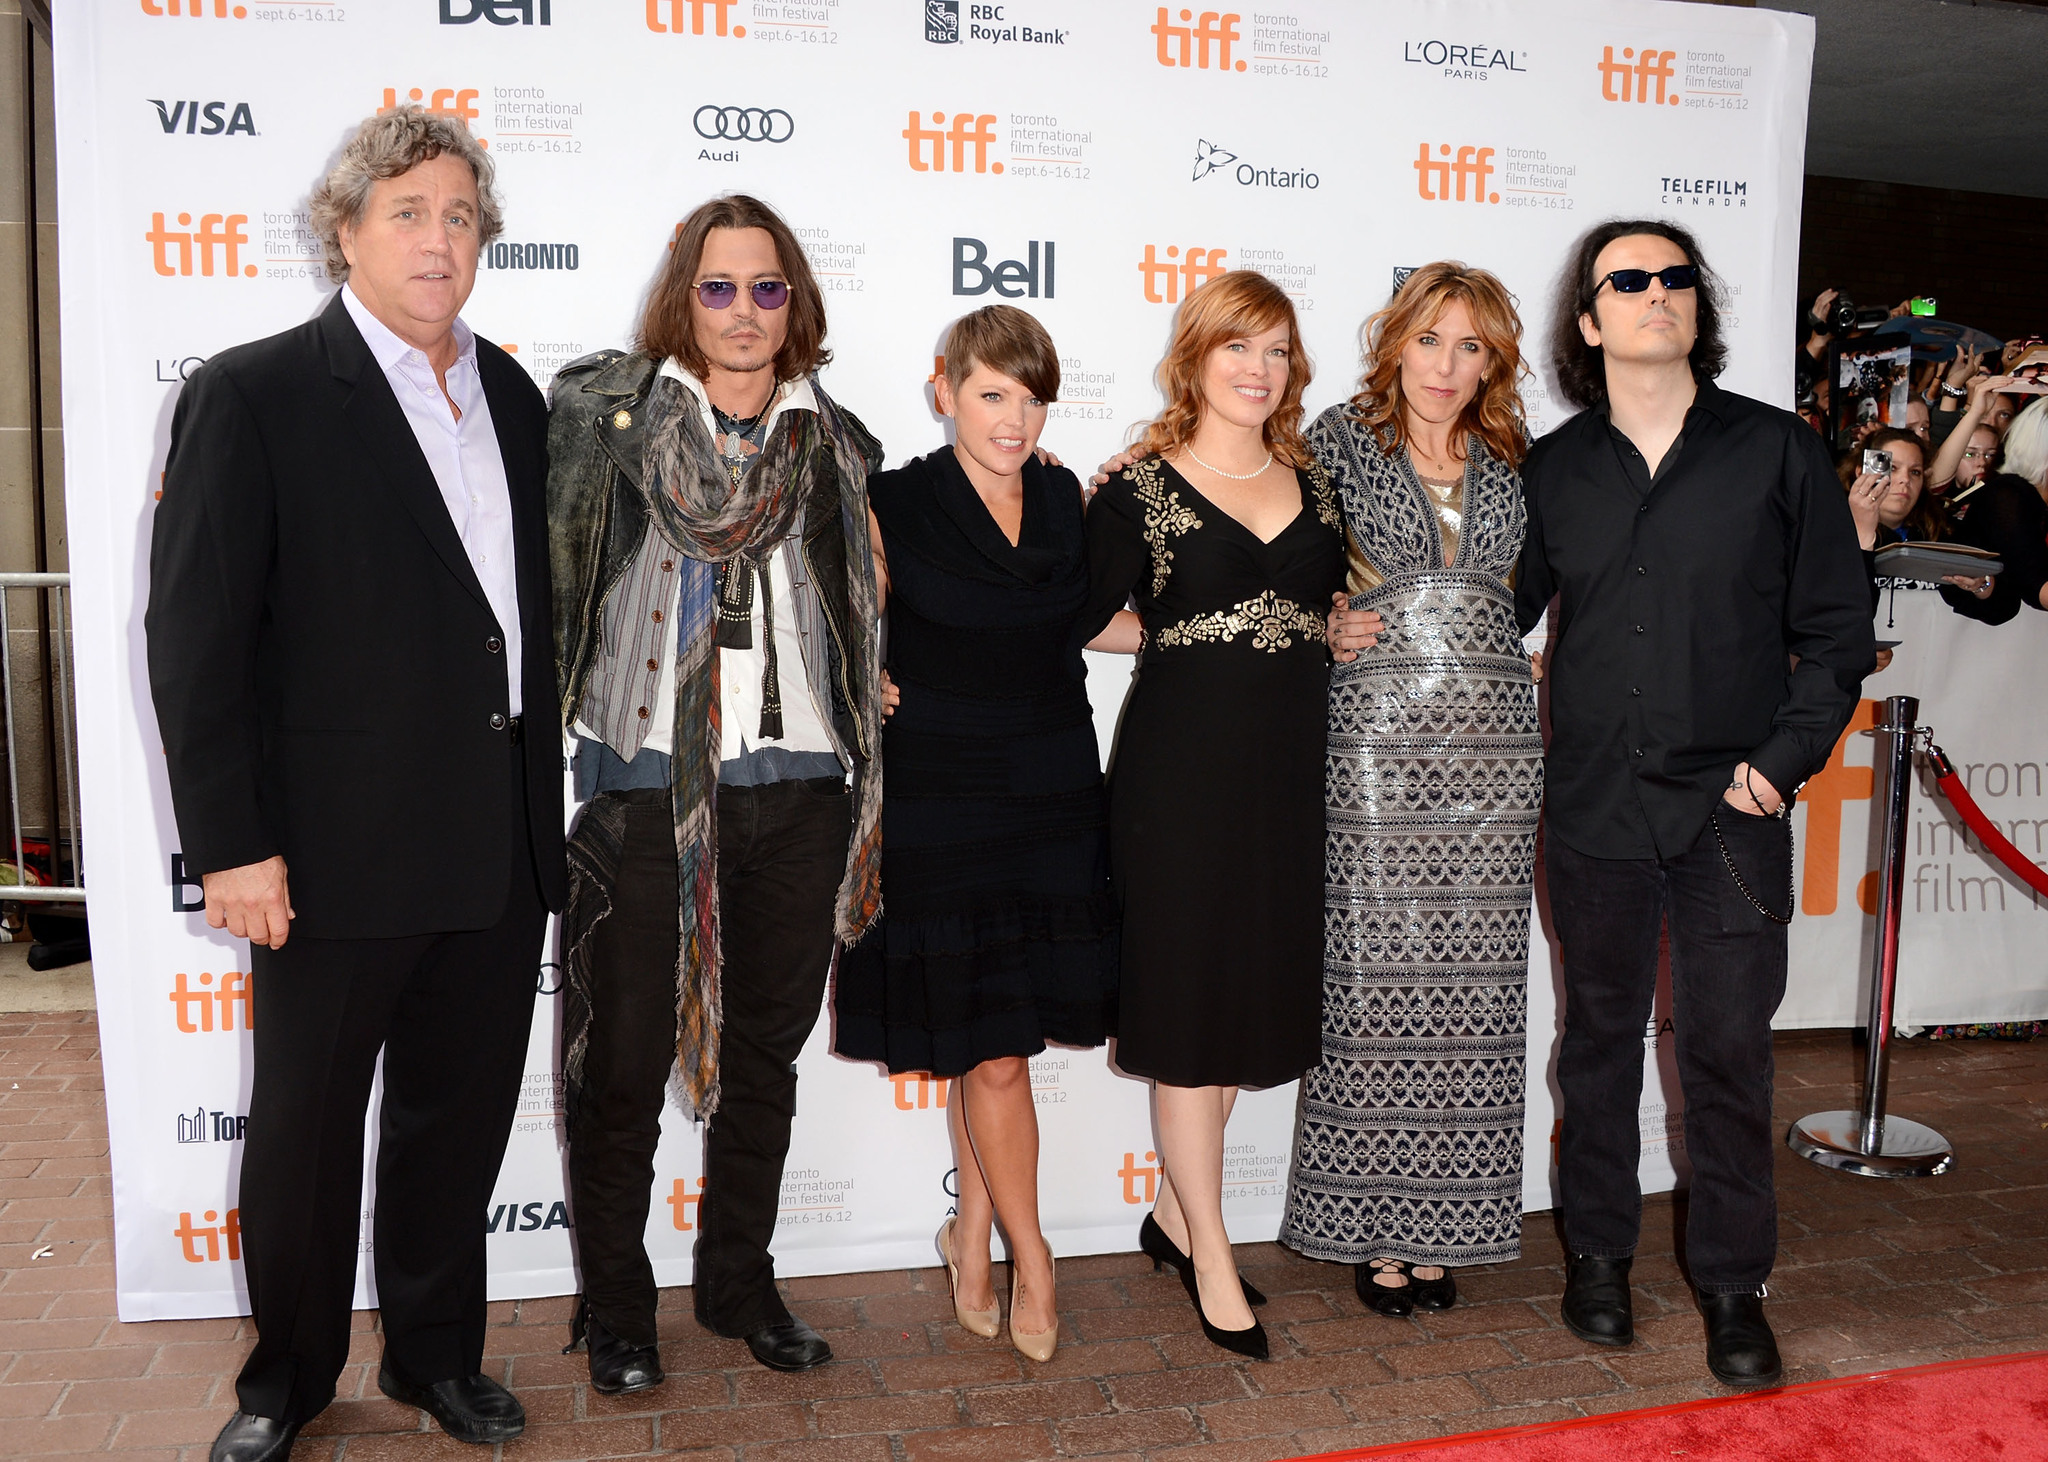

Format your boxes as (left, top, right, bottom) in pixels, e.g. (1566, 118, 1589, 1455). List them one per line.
(56, 0, 1844, 1321)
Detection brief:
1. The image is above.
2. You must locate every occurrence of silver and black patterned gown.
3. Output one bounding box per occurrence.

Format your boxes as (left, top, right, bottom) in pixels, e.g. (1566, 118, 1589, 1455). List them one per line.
(1280, 407, 1542, 1268)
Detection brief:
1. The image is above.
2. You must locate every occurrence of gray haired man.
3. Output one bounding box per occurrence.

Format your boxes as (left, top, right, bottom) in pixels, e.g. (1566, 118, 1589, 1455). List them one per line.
(146, 108, 566, 1462)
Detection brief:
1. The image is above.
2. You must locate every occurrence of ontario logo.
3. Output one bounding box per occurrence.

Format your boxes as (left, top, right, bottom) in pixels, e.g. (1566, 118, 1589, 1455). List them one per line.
(903, 111, 1002, 174)
(1414, 144, 1499, 203)
(147, 213, 257, 278)
(646, 0, 746, 36)
(1139, 244, 1227, 303)
(1153, 8, 1244, 71)
(1599, 46, 1680, 105)
(1191, 139, 1317, 190)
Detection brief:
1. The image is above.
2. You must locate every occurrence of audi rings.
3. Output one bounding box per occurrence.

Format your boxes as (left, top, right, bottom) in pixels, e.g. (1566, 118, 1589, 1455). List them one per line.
(693, 106, 795, 143)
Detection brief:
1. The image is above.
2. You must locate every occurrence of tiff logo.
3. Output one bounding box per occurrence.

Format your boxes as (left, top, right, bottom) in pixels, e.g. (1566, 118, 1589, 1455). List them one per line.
(646, 0, 745, 36)
(1138, 244, 1226, 304)
(147, 213, 256, 278)
(1599, 46, 1680, 105)
(954, 238, 1055, 299)
(441, 0, 551, 21)
(891, 1073, 952, 1110)
(169, 970, 253, 1032)
(1152, 8, 1244, 71)
(174, 1208, 242, 1263)
(903, 112, 1002, 174)
(1120, 1151, 1161, 1205)
(1414, 145, 1498, 203)
(382, 88, 481, 126)
(150, 100, 257, 137)
(667, 1176, 706, 1229)
(140, 1, 248, 16)
(177, 1107, 247, 1143)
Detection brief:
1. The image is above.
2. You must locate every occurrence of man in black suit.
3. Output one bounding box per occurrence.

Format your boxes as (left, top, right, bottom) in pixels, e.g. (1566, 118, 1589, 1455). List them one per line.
(145, 108, 566, 1462)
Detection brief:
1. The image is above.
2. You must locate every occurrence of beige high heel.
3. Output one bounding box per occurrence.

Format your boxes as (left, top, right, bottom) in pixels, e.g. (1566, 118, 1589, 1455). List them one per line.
(1008, 1245, 1058, 1363)
(938, 1218, 1000, 1338)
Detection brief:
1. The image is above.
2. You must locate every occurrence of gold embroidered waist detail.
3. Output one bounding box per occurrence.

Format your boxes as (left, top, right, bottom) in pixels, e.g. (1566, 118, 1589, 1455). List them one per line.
(1150, 590, 1326, 653)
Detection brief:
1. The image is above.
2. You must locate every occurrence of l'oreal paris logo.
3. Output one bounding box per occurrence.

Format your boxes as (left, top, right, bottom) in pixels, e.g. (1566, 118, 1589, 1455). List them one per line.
(1403, 40, 1527, 77)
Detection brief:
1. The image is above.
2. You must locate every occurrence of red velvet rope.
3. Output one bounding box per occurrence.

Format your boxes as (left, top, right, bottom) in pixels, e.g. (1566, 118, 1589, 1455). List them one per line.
(1929, 746, 2048, 898)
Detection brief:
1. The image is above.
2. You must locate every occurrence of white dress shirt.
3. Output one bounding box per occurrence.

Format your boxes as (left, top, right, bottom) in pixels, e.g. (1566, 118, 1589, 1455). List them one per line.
(342, 284, 522, 715)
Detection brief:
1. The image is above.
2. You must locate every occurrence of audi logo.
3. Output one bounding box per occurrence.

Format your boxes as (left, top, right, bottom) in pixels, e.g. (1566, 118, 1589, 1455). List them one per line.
(693, 106, 795, 143)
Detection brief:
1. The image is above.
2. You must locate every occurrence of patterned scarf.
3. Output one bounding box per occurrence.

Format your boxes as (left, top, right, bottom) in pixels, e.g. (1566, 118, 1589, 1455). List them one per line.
(638, 372, 884, 1118)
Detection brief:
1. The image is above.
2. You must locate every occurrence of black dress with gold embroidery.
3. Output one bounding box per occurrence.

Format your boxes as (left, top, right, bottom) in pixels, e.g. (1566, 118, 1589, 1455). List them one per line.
(1080, 458, 1345, 1087)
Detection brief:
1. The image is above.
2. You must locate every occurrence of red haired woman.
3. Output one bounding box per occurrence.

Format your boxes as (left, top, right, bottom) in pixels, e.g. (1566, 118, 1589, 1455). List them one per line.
(1080, 271, 1352, 1359)
(1279, 262, 1542, 1318)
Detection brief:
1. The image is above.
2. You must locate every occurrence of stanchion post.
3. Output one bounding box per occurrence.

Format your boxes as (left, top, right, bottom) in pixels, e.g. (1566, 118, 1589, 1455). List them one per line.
(1788, 695, 1955, 1178)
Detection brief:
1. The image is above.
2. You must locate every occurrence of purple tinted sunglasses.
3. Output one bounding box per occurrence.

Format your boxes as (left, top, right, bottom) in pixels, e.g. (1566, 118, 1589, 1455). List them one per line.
(696, 279, 789, 310)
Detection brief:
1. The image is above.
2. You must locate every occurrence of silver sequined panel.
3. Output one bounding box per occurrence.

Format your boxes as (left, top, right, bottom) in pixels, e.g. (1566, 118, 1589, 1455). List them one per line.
(1282, 560, 1543, 1267)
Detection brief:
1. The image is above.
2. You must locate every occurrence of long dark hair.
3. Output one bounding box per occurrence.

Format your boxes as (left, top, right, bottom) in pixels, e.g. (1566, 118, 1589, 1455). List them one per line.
(639, 194, 831, 382)
(1548, 218, 1728, 412)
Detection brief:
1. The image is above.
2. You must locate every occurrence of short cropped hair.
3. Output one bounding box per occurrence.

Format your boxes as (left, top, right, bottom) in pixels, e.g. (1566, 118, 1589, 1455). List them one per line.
(943, 305, 1060, 403)
(639, 194, 831, 382)
(1548, 218, 1728, 413)
(309, 107, 502, 284)
(2001, 396, 2048, 488)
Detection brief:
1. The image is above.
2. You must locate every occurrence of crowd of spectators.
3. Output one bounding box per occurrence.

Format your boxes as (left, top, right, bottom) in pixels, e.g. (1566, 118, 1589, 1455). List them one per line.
(1798, 289, 2048, 638)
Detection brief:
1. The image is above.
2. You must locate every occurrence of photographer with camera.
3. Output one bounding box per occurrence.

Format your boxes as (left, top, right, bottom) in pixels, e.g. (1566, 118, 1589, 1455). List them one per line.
(1841, 430, 1999, 635)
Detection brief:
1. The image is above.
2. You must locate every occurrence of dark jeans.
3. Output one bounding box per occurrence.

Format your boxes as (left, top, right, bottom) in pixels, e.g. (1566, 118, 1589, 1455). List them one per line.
(1546, 807, 1791, 1294)
(237, 748, 546, 1425)
(566, 777, 851, 1344)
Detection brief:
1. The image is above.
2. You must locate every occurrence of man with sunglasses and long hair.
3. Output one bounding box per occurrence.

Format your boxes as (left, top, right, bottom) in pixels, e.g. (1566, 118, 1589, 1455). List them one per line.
(1517, 221, 1873, 1389)
(545, 194, 886, 1382)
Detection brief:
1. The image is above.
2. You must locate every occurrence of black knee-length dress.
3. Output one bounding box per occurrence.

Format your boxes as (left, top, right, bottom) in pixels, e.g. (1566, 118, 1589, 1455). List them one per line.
(833, 449, 1118, 1078)
(1081, 457, 1346, 1088)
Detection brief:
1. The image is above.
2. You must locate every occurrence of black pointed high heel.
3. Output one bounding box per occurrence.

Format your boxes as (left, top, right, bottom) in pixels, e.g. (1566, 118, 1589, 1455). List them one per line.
(1139, 1212, 1268, 1306)
(1172, 1255, 1269, 1359)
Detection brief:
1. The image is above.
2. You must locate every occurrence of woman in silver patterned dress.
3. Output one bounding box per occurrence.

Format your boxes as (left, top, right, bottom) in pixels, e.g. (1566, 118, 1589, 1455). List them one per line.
(1280, 262, 1543, 1317)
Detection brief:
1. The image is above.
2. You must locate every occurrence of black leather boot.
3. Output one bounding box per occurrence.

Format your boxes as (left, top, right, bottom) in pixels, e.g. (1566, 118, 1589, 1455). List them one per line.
(1561, 1254, 1634, 1346)
(1701, 1289, 1782, 1388)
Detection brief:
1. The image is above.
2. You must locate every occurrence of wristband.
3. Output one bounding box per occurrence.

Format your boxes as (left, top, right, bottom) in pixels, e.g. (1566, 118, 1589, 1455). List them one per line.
(1940, 383, 1968, 400)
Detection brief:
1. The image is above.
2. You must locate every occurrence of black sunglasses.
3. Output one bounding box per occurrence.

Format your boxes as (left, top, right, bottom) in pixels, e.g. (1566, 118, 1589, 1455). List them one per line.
(1595, 265, 1699, 297)
(696, 279, 790, 311)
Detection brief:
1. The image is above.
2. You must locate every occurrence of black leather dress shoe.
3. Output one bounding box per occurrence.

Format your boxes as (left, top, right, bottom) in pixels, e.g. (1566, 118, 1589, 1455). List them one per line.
(377, 1365, 526, 1444)
(743, 1317, 834, 1372)
(586, 1312, 665, 1395)
(1701, 1290, 1783, 1388)
(209, 1411, 299, 1462)
(1561, 1254, 1634, 1346)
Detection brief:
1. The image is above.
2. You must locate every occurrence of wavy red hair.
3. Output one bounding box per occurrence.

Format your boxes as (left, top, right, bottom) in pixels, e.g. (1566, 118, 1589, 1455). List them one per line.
(1132, 271, 1313, 467)
(1349, 262, 1528, 468)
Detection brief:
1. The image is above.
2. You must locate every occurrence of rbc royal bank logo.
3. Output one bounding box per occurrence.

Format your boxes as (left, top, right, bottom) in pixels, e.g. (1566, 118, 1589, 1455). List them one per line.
(926, 0, 961, 43)
(1152, 8, 1244, 71)
(1138, 244, 1226, 303)
(903, 112, 1002, 174)
(1600, 46, 1680, 105)
(647, 0, 745, 36)
(1414, 145, 1498, 203)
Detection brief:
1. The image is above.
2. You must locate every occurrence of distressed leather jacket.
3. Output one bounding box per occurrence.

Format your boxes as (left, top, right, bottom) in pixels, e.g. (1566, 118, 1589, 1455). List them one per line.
(545, 349, 883, 761)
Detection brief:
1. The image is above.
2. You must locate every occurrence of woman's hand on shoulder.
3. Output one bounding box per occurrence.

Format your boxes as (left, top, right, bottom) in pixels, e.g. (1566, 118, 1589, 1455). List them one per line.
(881, 668, 901, 718)
(1089, 447, 1149, 490)
(1326, 592, 1382, 664)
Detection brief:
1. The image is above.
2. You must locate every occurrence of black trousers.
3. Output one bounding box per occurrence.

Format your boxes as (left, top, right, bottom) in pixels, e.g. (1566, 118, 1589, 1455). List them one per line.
(236, 748, 547, 1424)
(566, 777, 850, 1344)
(1545, 808, 1791, 1294)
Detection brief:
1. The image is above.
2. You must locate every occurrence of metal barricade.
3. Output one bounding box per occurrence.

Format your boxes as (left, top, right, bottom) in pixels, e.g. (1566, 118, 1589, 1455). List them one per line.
(0, 571, 84, 907)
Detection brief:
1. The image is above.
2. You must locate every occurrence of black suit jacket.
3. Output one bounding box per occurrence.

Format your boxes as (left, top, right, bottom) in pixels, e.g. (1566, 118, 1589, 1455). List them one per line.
(146, 292, 568, 939)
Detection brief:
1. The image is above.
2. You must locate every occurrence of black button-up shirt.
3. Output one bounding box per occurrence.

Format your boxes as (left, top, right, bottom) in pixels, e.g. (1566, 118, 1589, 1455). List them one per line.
(1515, 380, 1875, 860)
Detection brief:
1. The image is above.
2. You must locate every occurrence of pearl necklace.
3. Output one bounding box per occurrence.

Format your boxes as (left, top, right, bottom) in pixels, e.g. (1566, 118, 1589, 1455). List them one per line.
(1185, 447, 1273, 481)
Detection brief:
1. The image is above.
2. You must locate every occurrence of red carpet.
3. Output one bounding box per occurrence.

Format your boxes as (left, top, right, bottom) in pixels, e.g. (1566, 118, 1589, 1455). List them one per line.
(1294, 1352, 2048, 1462)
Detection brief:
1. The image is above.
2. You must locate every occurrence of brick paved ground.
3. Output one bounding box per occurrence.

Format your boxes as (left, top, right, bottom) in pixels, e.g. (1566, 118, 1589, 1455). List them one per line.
(4, 1011, 2045, 1461)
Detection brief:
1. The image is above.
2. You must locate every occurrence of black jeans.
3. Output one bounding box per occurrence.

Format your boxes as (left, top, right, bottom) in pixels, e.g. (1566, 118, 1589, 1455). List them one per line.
(1546, 807, 1791, 1294)
(237, 748, 546, 1425)
(566, 777, 851, 1344)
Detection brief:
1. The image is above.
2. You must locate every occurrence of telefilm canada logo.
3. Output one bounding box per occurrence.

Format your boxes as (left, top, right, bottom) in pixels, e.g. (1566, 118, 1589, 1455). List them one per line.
(151, 100, 256, 137)
(1661, 175, 1748, 208)
(925, 0, 1069, 47)
(1190, 139, 1317, 190)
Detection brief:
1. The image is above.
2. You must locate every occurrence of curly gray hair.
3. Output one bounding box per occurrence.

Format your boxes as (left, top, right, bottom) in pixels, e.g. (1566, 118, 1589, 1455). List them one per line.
(309, 107, 504, 284)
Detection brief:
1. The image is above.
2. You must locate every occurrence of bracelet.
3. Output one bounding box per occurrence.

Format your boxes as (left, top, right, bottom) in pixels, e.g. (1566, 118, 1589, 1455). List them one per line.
(1940, 383, 1968, 399)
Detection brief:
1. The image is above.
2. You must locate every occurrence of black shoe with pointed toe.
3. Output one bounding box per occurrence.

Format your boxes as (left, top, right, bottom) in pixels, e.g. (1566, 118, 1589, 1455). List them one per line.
(1355, 1260, 1417, 1318)
(1701, 1290, 1783, 1389)
(744, 1317, 834, 1372)
(1561, 1254, 1635, 1347)
(209, 1412, 299, 1462)
(584, 1312, 665, 1395)
(1171, 1258, 1269, 1360)
(377, 1365, 525, 1445)
(1139, 1211, 1268, 1306)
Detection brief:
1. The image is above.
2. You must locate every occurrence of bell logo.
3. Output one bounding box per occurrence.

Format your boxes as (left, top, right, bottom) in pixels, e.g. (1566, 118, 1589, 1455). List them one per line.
(1599, 46, 1681, 106)
(953, 238, 1055, 299)
(666, 1176, 706, 1230)
(1138, 244, 1227, 304)
(1153, 8, 1245, 71)
(1414, 145, 1498, 203)
(381, 89, 482, 128)
(646, 0, 745, 36)
(1120, 1151, 1161, 1205)
(903, 112, 1002, 174)
(1799, 698, 1880, 916)
(150, 101, 257, 137)
(441, 0, 551, 22)
(169, 971, 253, 1033)
(174, 1208, 242, 1263)
(147, 213, 256, 278)
(892, 1073, 952, 1110)
(140, 1, 249, 17)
